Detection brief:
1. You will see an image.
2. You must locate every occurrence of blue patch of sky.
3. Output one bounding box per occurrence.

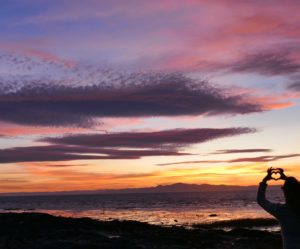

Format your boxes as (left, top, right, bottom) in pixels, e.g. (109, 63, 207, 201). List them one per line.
(210, 73, 290, 92)
(0, 1, 44, 20)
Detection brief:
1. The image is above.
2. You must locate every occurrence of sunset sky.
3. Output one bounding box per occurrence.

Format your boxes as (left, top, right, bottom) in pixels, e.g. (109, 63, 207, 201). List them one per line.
(1, 0, 300, 193)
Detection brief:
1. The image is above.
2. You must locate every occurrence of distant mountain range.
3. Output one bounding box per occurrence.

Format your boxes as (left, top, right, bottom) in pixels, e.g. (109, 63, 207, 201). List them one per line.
(0, 182, 280, 197)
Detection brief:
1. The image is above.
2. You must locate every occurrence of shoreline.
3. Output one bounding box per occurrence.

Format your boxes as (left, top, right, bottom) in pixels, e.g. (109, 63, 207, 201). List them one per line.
(0, 212, 282, 249)
(0, 207, 278, 230)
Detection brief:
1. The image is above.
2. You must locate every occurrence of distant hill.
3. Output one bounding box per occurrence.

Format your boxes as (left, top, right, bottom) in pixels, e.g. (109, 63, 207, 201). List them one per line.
(109, 182, 258, 193)
(0, 182, 279, 197)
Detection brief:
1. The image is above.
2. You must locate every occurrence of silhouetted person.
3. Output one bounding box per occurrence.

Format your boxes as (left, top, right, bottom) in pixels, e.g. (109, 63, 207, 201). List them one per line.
(257, 168, 300, 249)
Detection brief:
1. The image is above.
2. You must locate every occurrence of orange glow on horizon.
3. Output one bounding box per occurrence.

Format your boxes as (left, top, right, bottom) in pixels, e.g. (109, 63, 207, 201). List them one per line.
(1, 162, 299, 194)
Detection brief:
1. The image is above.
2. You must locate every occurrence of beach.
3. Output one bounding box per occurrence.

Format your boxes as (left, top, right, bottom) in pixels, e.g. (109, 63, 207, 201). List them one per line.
(0, 212, 282, 249)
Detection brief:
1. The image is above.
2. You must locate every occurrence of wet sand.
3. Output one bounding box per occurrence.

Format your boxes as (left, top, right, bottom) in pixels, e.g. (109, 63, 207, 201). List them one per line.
(0, 212, 282, 249)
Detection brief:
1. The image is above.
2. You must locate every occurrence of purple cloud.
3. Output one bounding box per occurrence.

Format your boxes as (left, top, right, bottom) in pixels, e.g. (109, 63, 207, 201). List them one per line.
(0, 145, 189, 164)
(288, 81, 300, 91)
(41, 127, 255, 149)
(0, 127, 255, 163)
(212, 149, 272, 154)
(228, 154, 300, 163)
(0, 72, 261, 127)
(158, 160, 224, 166)
(158, 153, 300, 166)
(231, 52, 300, 76)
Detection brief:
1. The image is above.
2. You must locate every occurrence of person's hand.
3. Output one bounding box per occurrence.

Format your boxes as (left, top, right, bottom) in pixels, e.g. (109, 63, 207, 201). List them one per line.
(262, 167, 273, 183)
(278, 168, 287, 180)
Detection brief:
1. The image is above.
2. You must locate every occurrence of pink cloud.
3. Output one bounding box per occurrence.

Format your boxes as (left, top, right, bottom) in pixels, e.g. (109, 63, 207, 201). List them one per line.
(0, 122, 88, 136)
(0, 41, 75, 68)
(21, 48, 75, 69)
(245, 91, 300, 111)
(5, 1, 300, 75)
(130, 1, 300, 73)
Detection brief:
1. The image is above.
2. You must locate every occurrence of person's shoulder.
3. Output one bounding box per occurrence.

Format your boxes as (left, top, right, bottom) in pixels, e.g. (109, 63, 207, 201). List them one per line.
(276, 203, 291, 215)
(277, 203, 287, 210)
(276, 204, 300, 223)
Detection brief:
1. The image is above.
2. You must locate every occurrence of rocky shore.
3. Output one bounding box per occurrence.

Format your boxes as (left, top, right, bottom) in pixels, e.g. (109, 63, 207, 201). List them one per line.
(0, 213, 282, 249)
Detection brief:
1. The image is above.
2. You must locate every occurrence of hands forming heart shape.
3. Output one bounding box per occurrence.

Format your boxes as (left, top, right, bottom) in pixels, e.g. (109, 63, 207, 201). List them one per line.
(268, 167, 286, 181)
(271, 170, 282, 181)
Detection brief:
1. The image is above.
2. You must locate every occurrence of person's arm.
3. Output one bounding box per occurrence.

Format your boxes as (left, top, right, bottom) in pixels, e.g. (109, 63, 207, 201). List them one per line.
(257, 169, 280, 217)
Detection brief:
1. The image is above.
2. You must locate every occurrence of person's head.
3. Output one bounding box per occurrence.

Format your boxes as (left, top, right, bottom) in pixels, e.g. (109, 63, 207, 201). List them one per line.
(282, 177, 300, 216)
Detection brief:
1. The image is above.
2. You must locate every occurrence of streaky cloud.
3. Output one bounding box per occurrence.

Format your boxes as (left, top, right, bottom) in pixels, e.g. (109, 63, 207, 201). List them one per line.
(158, 160, 224, 166)
(0, 145, 189, 164)
(0, 71, 261, 127)
(0, 127, 255, 163)
(211, 149, 272, 154)
(228, 154, 300, 163)
(288, 81, 300, 91)
(231, 52, 300, 76)
(158, 153, 300, 166)
(41, 127, 256, 149)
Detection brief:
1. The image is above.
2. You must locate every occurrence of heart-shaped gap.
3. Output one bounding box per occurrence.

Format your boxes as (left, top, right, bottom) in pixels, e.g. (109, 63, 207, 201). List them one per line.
(271, 171, 281, 181)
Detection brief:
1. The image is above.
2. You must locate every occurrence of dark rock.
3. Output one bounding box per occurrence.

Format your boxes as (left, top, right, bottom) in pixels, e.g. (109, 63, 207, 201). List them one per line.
(0, 213, 282, 249)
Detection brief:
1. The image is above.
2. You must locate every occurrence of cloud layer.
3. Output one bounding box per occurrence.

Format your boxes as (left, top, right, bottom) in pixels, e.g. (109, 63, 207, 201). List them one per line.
(0, 145, 189, 164)
(0, 127, 255, 163)
(212, 149, 272, 154)
(231, 52, 300, 76)
(288, 81, 300, 91)
(42, 127, 255, 149)
(0, 72, 261, 127)
(158, 154, 300, 166)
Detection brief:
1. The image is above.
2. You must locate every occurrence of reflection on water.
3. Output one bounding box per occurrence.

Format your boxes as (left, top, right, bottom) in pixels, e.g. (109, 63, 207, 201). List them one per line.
(32, 207, 273, 226)
(0, 189, 284, 228)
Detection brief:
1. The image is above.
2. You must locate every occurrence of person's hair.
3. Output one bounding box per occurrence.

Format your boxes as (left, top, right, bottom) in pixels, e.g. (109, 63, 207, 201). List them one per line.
(283, 177, 300, 217)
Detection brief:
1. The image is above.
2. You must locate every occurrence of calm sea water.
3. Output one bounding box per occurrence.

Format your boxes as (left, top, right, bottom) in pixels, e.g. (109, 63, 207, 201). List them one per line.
(0, 189, 284, 227)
